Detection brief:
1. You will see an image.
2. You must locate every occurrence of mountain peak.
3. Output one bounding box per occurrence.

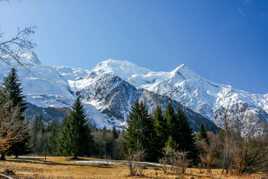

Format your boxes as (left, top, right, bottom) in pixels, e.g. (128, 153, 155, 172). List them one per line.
(170, 64, 201, 80)
(171, 64, 186, 75)
(97, 59, 135, 67)
(92, 59, 150, 80)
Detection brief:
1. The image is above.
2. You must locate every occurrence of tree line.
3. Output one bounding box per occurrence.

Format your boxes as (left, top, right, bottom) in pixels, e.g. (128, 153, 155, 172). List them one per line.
(0, 68, 267, 176)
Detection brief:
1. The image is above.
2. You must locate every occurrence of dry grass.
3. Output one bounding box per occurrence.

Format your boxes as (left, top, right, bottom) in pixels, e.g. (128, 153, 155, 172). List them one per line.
(0, 156, 266, 179)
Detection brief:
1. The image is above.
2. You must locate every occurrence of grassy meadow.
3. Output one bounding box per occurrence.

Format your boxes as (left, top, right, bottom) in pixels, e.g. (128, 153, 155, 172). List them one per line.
(0, 156, 266, 179)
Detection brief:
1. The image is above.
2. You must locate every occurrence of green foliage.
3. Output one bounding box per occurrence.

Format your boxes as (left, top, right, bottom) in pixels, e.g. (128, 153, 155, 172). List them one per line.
(29, 116, 61, 156)
(3, 68, 29, 157)
(58, 97, 94, 158)
(125, 102, 199, 163)
(164, 136, 176, 152)
(165, 103, 181, 147)
(92, 128, 125, 160)
(112, 134, 126, 160)
(199, 124, 209, 145)
(3, 68, 26, 112)
(30, 116, 46, 154)
(176, 108, 199, 163)
(164, 103, 177, 135)
(153, 105, 167, 159)
(163, 103, 198, 164)
(125, 101, 158, 162)
(46, 120, 61, 155)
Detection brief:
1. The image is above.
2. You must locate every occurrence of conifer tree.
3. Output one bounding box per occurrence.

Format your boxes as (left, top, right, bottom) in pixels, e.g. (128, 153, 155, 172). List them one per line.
(125, 102, 158, 162)
(47, 120, 61, 155)
(164, 103, 198, 163)
(30, 116, 45, 154)
(164, 136, 176, 151)
(58, 96, 94, 159)
(164, 102, 177, 138)
(3, 68, 26, 112)
(125, 102, 141, 152)
(3, 68, 29, 158)
(199, 124, 209, 145)
(153, 106, 167, 158)
(176, 108, 199, 163)
(164, 103, 182, 148)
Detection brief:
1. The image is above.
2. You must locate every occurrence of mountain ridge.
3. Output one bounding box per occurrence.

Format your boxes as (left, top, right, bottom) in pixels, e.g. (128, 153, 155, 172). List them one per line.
(0, 54, 267, 135)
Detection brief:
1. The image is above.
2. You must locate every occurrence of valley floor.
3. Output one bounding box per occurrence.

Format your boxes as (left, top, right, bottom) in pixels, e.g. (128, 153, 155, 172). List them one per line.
(0, 156, 266, 179)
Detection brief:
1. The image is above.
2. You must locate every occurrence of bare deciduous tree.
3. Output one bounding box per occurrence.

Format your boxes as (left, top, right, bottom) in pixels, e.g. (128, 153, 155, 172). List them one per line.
(232, 135, 268, 174)
(159, 144, 190, 176)
(198, 132, 222, 174)
(0, 27, 35, 65)
(127, 150, 145, 176)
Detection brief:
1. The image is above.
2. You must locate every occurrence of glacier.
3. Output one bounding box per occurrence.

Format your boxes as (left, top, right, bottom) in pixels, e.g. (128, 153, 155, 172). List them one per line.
(0, 53, 267, 134)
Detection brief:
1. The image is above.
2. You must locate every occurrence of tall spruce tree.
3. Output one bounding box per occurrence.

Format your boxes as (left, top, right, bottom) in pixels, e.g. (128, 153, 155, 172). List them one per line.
(3, 68, 29, 158)
(125, 102, 158, 162)
(164, 103, 198, 163)
(176, 108, 199, 163)
(3, 68, 26, 112)
(164, 103, 181, 147)
(58, 96, 93, 159)
(164, 102, 177, 137)
(125, 102, 143, 153)
(164, 136, 176, 151)
(199, 124, 209, 145)
(47, 120, 61, 155)
(153, 106, 167, 159)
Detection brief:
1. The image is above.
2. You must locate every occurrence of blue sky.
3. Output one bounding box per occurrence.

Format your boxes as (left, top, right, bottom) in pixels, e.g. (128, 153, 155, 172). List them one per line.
(0, 0, 268, 93)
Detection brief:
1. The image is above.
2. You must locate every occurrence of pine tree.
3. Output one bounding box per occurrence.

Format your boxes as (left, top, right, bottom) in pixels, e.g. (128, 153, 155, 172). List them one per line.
(153, 106, 167, 158)
(164, 102, 177, 138)
(176, 108, 199, 163)
(3, 68, 26, 112)
(30, 116, 45, 154)
(125, 102, 140, 152)
(199, 124, 209, 145)
(58, 96, 94, 159)
(164, 103, 198, 163)
(47, 120, 61, 155)
(164, 103, 182, 148)
(164, 136, 176, 151)
(110, 127, 119, 159)
(125, 102, 158, 162)
(3, 68, 29, 158)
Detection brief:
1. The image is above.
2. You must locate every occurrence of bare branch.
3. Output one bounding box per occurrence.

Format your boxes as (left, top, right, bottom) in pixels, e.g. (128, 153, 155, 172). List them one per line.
(0, 27, 36, 65)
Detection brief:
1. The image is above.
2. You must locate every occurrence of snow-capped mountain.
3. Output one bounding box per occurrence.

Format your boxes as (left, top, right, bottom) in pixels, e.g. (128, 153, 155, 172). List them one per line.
(0, 53, 267, 135)
(0, 52, 74, 108)
(71, 59, 268, 135)
(0, 53, 116, 129)
(74, 72, 216, 131)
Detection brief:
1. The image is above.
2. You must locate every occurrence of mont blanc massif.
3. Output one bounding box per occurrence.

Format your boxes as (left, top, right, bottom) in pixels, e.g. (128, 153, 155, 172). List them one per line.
(1, 52, 267, 136)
